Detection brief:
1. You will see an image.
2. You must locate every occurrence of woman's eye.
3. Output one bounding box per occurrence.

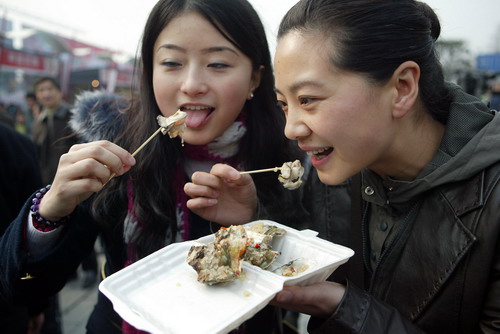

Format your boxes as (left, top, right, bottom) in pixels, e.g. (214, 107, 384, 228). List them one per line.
(299, 97, 313, 105)
(161, 60, 181, 68)
(276, 100, 288, 113)
(208, 62, 229, 69)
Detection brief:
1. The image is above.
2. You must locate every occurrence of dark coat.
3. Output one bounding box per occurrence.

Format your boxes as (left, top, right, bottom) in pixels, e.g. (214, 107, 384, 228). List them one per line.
(303, 162, 500, 333)
(0, 123, 42, 231)
(31, 104, 77, 185)
(0, 123, 57, 332)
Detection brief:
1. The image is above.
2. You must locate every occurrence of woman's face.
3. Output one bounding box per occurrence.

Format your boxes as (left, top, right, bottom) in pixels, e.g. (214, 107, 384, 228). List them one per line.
(274, 32, 397, 185)
(153, 12, 259, 145)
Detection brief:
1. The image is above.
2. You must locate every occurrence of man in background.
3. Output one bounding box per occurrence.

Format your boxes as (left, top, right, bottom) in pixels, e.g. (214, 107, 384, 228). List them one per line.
(32, 77, 98, 289)
(32, 77, 76, 185)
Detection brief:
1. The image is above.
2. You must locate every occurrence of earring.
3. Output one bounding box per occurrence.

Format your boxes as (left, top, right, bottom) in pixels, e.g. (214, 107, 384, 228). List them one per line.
(247, 92, 254, 100)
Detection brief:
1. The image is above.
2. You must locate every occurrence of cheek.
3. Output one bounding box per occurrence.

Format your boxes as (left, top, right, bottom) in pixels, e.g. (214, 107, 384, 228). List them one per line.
(340, 118, 393, 169)
(215, 80, 250, 114)
(221, 71, 251, 98)
(152, 73, 174, 117)
(325, 100, 389, 156)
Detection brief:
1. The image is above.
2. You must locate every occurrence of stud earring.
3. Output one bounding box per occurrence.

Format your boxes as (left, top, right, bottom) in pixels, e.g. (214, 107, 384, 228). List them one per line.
(247, 92, 254, 100)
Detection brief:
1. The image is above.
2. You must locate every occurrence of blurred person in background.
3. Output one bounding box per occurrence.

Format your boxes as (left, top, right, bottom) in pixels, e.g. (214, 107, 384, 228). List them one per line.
(31, 77, 99, 288)
(31, 77, 77, 185)
(0, 101, 15, 127)
(25, 91, 43, 135)
(26, 92, 42, 122)
(15, 108, 29, 135)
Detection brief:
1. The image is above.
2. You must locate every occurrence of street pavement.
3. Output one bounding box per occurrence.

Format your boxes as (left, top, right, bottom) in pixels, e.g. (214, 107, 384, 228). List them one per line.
(59, 270, 98, 334)
(59, 244, 102, 334)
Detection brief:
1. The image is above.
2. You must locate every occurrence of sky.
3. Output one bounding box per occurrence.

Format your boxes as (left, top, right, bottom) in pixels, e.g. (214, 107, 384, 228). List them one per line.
(1, 0, 499, 59)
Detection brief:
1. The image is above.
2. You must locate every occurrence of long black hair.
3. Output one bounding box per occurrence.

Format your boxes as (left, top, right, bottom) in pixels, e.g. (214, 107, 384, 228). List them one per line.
(92, 0, 301, 258)
(278, 0, 452, 124)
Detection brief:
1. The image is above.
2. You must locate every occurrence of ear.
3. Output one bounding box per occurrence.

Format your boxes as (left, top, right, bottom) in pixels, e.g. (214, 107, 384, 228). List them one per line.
(391, 61, 420, 119)
(249, 65, 264, 97)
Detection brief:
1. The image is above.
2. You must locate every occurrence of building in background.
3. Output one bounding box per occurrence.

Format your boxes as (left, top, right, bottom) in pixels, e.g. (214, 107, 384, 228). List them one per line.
(0, 6, 135, 112)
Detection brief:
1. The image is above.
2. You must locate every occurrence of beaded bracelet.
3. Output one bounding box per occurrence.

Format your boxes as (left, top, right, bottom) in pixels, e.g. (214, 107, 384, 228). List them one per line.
(30, 185, 69, 232)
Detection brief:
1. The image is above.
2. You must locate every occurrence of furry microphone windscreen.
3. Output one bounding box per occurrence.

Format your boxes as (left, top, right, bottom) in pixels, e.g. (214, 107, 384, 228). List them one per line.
(69, 90, 129, 143)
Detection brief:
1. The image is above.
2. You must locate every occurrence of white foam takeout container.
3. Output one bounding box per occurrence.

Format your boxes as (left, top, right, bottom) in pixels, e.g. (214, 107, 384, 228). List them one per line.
(99, 220, 354, 334)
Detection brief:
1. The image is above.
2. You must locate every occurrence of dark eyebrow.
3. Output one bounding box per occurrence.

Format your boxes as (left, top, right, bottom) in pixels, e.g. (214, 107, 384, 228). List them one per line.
(202, 46, 238, 56)
(157, 44, 185, 53)
(156, 44, 238, 56)
(275, 80, 324, 95)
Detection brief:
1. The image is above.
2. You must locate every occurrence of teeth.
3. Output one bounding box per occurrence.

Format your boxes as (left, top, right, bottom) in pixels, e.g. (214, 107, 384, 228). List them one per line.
(308, 147, 330, 155)
(181, 106, 212, 111)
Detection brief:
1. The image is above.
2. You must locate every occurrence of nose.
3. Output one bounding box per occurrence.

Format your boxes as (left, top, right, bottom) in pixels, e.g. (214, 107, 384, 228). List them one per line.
(284, 107, 310, 140)
(180, 66, 208, 97)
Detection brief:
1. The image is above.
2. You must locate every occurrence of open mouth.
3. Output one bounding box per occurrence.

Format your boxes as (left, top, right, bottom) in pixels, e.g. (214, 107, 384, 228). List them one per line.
(307, 147, 333, 161)
(180, 106, 215, 128)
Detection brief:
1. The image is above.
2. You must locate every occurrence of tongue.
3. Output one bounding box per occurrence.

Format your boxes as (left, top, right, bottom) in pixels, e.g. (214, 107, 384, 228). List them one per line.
(185, 109, 211, 128)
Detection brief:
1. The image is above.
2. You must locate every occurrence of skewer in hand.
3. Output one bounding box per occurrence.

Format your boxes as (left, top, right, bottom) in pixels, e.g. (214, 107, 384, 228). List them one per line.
(104, 110, 187, 185)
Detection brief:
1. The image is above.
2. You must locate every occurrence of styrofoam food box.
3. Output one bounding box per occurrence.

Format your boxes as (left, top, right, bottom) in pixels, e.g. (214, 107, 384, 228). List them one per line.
(99, 220, 354, 334)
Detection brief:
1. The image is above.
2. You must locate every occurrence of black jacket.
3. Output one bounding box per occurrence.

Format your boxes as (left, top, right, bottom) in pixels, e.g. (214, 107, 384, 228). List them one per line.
(31, 103, 77, 185)
(0, 123, 42, 231)
(0, 123, 54, 332)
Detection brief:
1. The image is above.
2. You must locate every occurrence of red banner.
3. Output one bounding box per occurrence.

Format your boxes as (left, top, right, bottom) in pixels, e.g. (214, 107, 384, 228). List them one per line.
(0, 47, 45, 71)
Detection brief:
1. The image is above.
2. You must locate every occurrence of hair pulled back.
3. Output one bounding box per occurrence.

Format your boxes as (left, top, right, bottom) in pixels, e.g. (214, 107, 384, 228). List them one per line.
(278, 0, 451, 123)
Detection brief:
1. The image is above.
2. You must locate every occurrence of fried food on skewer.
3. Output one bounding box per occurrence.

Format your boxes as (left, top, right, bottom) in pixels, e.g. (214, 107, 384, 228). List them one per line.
(239, 160, 304, 190)
(157, 110, 187, 139)
(103, 110, 187, 186)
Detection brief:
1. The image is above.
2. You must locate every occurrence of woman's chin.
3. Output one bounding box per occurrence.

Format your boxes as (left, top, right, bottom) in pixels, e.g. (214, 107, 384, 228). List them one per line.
(316, 166, 352, 186)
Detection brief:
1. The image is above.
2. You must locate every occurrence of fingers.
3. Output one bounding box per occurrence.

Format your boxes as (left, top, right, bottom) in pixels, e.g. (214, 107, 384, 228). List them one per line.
(61, 158, 114, 185)
(66, 140, 136, 175)
(210, 163, 240, 180)
(184, 163, 258, 225)
(270, 282, 346, 318)
(185, 196, 218, 211)
(210, 164, 253, 186)
(189, 171, 223, 195)
(184, 163, 251, 208)
(39, 141, 136, 220)
(185, 172, 220, 210)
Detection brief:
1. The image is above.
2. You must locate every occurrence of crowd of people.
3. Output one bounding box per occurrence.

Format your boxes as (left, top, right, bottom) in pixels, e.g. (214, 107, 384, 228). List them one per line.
(0, 0, 499, 333)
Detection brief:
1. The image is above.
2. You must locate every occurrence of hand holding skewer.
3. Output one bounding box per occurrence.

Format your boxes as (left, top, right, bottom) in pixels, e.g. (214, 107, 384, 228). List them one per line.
(104, 110, 187, 185)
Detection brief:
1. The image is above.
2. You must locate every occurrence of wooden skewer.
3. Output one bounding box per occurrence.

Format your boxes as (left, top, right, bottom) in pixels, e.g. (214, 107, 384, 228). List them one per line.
(240, 167, 281, 175)
(130, 127, 163, 157)
(103, 127, 164, 186)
